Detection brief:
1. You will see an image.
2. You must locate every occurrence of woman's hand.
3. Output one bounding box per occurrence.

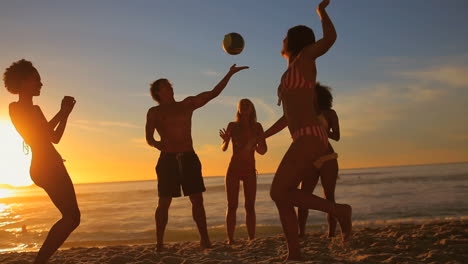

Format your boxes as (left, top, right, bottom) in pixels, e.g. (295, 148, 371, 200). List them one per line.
(219, 128, 230, 142)
(316, 0, 330, 17)
(317, 0, 330, 11)
(60, 96, 76, 116)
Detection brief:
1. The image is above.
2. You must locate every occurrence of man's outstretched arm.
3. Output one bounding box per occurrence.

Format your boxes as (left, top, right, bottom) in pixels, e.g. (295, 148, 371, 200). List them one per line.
(183, 64, 249, 110)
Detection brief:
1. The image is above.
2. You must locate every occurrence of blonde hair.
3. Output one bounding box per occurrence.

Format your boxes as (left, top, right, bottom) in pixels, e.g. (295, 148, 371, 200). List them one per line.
(235, 99, 257, 128)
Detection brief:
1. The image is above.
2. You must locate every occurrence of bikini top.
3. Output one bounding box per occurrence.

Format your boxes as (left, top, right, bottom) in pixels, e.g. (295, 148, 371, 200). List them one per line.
(277, 58, 316, 106)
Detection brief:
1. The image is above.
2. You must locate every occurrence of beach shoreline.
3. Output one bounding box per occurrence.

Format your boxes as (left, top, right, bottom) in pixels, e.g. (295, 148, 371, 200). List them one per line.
(1, 219, 466, 264)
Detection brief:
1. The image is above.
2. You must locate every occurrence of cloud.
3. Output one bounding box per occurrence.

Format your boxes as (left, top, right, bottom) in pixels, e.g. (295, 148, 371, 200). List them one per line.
(398, 66, 468, 88)
(249, 97, 281, 127)
(403, 84, 447, 102)
(130, 137, 152, 149)
(201, 70, 222, 77)
(209, 95, 239, 107)
(336, 57, 468, 138)
(71, 119, 141, 131)
(211, 95, 282, 126)
(96, 121, 140, 128)
(336, 84, 407, 137)
(69, 120, 105, 132)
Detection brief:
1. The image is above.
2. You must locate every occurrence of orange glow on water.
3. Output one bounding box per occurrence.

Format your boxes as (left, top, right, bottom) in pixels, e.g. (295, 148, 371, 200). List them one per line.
(0, 189, 15, 199)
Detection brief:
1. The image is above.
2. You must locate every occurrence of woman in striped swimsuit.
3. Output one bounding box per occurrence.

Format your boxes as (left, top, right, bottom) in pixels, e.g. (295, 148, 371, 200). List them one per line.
(262, 0, 352, 260)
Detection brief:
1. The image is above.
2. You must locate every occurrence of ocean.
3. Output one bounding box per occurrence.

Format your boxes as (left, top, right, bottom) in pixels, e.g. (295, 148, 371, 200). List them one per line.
(1, 162, 467, 252)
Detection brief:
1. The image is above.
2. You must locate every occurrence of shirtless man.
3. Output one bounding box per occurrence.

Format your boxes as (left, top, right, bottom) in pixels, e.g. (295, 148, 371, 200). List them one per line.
(145, 64, 248, 251)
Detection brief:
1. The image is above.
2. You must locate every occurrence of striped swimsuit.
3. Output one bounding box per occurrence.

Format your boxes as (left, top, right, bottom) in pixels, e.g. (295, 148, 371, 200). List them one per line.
(278, 61, 328, 145)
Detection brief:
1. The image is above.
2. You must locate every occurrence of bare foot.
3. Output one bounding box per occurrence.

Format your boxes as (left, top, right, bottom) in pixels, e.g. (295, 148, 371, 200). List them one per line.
(227, 239, 235, 245)
(285, 253, 302, 261)
(247, 238, 256, 245)
(156, 243, 165, 252)
(335, 204, 352, 242)
(200, 239, 212, 249)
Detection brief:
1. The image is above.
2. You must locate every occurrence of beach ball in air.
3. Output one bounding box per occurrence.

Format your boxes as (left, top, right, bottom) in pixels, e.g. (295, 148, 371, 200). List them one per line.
(223, 33, 245, 55)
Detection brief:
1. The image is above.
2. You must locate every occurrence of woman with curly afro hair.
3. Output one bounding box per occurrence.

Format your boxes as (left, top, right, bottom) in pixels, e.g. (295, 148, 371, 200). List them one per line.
(4, 59, 80, 264)
(297, 83, 342, 239)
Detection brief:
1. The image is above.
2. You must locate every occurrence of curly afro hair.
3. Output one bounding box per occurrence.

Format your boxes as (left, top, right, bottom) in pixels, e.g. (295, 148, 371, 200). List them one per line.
(3, 59, 37, 94)
(316, 82, 333, 111)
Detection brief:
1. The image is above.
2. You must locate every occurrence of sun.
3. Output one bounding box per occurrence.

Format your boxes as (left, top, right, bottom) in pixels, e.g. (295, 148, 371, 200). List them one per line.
(0, 120, 33, 187)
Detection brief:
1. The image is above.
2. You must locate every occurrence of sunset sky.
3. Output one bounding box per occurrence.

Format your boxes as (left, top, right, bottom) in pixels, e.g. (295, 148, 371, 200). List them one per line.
(1, 0, 467, 186)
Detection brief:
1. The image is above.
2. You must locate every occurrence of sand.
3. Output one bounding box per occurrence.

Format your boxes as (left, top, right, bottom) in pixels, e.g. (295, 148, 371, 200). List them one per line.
(1, 220, 466, 264)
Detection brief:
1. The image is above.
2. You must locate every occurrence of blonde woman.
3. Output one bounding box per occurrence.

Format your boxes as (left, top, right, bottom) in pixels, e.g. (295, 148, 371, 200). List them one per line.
(219, 99, 267, 244)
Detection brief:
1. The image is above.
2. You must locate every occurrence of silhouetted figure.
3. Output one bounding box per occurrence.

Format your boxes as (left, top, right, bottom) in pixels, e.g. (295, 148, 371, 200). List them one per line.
(21, 224, 28, 234)
(298, 83, 340, 238)
(262, 0, 352, 260)
(145, 64, 248, 251)
(219, 99, 267, 244)
(4, 59, 80, 264)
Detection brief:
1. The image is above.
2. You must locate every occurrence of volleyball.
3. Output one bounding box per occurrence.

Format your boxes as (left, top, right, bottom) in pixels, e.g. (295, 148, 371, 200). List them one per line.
(222, 33, 245, 55)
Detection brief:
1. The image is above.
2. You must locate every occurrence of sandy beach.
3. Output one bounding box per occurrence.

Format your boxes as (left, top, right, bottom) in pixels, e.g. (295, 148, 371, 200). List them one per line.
(1, 219, 466, 264)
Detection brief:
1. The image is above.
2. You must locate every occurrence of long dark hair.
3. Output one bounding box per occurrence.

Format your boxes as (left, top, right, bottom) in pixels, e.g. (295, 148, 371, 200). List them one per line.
(281, 25, 316, 58)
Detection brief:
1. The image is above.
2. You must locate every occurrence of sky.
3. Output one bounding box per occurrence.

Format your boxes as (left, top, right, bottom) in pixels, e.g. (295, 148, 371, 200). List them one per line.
(1, 0, 467, 186)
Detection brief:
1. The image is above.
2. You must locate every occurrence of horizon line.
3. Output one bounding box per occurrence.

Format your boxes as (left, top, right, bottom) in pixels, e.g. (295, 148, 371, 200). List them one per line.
(2, 160, 466, 189)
